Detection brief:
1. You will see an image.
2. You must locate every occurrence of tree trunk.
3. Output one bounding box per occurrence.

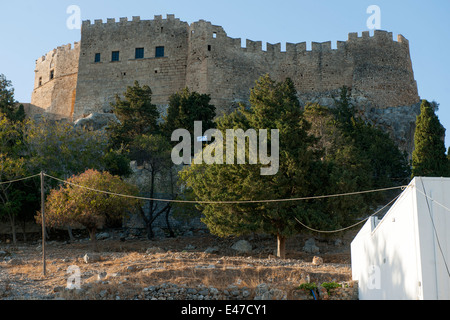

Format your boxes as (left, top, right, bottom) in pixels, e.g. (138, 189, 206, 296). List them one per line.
(22, 218, 27, 242)
(8, 213, 17, 246)
(67, 226, 75, 242)
(88, 228, 98, 252)
(146, 223, 154, 240)
(277, 234, 286, 259)
(165, 206, 175, 238)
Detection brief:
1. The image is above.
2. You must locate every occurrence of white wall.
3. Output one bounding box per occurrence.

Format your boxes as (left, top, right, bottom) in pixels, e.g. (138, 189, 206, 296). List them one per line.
(414, 177, 450, 300)
(351, 177, 450, 300)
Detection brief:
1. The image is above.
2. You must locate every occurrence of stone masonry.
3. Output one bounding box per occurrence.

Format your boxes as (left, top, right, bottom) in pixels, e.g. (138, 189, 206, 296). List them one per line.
(30, 14, 421, 156)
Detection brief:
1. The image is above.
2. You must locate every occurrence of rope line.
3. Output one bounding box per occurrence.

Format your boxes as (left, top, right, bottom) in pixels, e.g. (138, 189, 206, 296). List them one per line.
(415, 188, 450, 214)
(417, 178, 450, 277)
(43, 173, 406, 204)
(0, 173, 41, 185)
(294, 192, 402, 233)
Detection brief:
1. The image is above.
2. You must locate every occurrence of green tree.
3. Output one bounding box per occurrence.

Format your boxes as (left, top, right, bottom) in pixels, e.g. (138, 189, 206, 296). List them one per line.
(332, 86, 410, 187)
(23, 118, 126, 241)
(180, 75, 325, 258)
(108, 81, 160, 149)
(0, 74, 25, 122)
(24, 119, 111, 181)
(303, 103, 374, 230)
(129, 134, 177, 239)
(412, 100, 448, 177)
(39, 169, 141, 250)
(163, 87, 216, 140)
(0, 114, 29, 244)
(108, 82, 189, 239)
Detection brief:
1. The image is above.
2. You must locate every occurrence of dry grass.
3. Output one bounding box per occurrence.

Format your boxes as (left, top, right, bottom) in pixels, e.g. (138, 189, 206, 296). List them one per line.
(0, 233, 354, 300)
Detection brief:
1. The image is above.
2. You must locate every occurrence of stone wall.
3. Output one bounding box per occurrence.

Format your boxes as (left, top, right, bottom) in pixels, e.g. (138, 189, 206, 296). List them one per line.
(72, 15, 189, 120)
(31, 42, 80, 120)
(30, 14, 421, 155)
(186, 21, 419, 115)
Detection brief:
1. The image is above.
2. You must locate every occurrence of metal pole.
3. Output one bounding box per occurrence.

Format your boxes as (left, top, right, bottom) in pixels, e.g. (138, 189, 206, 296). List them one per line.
(41, 171, 46, 276)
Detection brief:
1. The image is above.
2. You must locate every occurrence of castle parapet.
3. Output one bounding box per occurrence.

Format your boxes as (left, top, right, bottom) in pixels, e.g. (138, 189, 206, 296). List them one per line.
(266, 43, 281, 54)
(246, 40, 262, 52)
(312, 41, 332, 52)
(81, 14, 182, 28)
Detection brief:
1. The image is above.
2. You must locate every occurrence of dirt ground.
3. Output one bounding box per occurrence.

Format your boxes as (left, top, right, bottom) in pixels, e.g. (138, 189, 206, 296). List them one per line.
(0, 229, 356, 300)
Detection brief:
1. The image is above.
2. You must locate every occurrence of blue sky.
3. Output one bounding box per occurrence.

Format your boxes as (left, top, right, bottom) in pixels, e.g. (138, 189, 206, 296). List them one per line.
(1, 0, 449, 148)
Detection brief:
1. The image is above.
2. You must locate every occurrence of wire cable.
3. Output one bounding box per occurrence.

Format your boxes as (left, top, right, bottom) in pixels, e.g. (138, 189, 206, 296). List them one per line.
(294, 192, 403, 234)
(44, 173, 407, 204)
(415, 188, 450, 214)
(418, 178, 450, 278)
(0, 173, 41, 185)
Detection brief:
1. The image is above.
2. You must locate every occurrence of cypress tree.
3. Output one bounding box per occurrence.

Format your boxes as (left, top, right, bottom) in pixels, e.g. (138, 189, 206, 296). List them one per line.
(412, 100, 448, 177)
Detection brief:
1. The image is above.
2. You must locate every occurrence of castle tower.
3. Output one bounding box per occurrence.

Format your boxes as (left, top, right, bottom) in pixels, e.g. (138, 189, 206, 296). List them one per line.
(72, 15, 190, 120)
(31, 42, 80, 120)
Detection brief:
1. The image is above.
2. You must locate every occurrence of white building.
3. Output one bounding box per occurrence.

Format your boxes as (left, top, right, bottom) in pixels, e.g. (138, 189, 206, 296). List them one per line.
(351, 177, 450, 300)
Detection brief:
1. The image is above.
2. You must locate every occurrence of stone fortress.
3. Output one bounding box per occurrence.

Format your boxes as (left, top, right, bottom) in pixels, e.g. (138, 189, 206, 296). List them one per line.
(30, 14, 422, 157)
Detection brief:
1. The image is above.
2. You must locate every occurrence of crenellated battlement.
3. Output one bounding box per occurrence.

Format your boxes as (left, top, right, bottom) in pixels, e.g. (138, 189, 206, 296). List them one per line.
(188, 18, 409, 58)
(31, 14, 420, 132)
(81, 14, 183, 28)
(36, 42, 80, 64)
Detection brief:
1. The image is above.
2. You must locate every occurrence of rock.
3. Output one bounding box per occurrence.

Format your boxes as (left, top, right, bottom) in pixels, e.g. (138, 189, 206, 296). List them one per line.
(198, 289, 209, 296)
(242, 290, 251, 298)
(183, 230, 194, 237)
(318, 286, 329, 300)
(74, 113, 119, 131)
(99, 289, 108, 298)
(231, 240, 252, 253)
(53, 286, 65, 293)
(146, 247, 165, 255)
(254, 283, 286, 300)
(303, 238, 320, 254)
(7, 258, 22, 265)
(96, 232, 110, 240)
(186, 288, 197, 295)
(312, 256, 323, 266)
(204, 247, 219, 254)
(83, 253, 101, 264)
(126, 266, 136, 272)
(97, 272, 108, 281)
(184, 244, 196, 250)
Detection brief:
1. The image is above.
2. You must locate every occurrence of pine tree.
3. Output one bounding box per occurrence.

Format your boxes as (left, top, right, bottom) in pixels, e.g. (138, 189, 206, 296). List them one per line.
(0, 74, 25, 122)
(180, 75, 326, 259)
(108, 81, 160, 149)
(412, 100, 448, 177)
(162, 87, 216, 139)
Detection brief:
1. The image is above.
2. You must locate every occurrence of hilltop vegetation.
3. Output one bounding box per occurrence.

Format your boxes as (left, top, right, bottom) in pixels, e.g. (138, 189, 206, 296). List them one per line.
(0, 73, 447, 256)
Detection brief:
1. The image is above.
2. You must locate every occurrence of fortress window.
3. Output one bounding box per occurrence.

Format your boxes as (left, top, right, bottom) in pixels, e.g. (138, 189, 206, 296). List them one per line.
(135, 48, 144, 59)
(112, 51, 120, 62)
(38, 77, 42, 87)
(50, 70, 54, 80)
(208, 45, 212, 51)
(213, 32, 217, 38)
(94, 53, 101, 63)
(155, 46, 164, 58)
